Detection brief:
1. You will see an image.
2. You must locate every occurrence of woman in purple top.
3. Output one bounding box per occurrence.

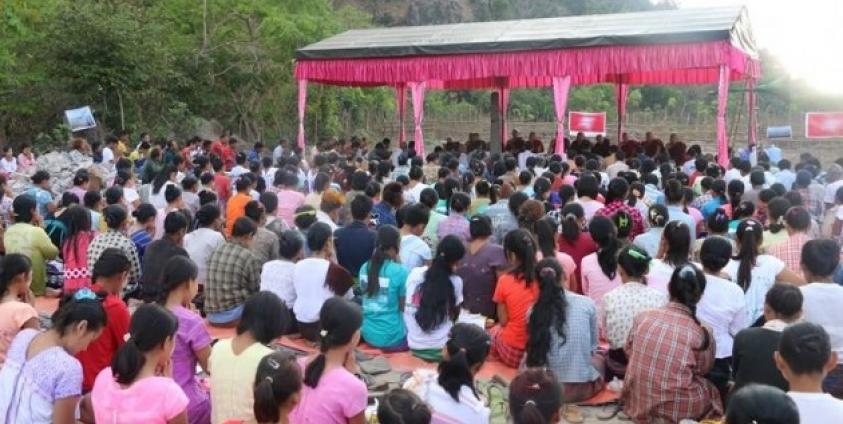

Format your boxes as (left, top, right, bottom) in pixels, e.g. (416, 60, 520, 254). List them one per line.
(456, 215, 508, 318)
(437, 192, 471, 244)
(160, 256, 212, 424)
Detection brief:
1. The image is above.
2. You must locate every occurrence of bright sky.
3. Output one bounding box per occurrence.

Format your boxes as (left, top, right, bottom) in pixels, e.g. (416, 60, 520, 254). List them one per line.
(675, 0, 843, 94)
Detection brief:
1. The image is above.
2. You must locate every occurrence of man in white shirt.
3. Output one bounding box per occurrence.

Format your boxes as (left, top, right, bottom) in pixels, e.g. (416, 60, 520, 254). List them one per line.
(775, 322, 843, 422)
(606, 151, 630, 179)
(799, 239, 843, 399)
(403, 166, 428, 205)
(399, 204, 432, 270)
(824, 165, 843, 208)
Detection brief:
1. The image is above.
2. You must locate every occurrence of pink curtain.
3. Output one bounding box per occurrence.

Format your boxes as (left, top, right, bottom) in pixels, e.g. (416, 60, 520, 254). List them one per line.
(410, 81, 427, 157)
(396, 84, 407, 145)
(614, 83, 629, 142)
(716, 66, 730, 167)
(552, 76, 571, 156)
(746, 79, 757, 146)
(296, 79, 307, 150)
(498, 87, 510, 147)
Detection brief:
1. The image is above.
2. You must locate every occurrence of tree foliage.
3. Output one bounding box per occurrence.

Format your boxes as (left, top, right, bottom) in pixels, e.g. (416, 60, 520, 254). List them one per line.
(0, 0, 834, 146)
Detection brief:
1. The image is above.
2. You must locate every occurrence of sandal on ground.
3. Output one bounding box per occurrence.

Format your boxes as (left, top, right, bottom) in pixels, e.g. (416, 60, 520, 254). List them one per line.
(563, 404, 585, 423)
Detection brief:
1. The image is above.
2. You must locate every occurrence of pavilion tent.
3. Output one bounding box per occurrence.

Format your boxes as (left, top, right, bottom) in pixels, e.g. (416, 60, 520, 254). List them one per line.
(294, 5, 760, 166)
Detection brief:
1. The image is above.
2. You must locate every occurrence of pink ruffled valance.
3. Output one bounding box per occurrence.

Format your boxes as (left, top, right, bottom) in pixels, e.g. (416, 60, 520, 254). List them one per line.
(296, 41, 760, 88)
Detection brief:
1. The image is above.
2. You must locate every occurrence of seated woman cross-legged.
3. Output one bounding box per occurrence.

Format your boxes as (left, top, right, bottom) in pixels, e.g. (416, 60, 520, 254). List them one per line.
(293, 222, 355, 342)
(602, 245, 667, 379)
(525, 258, 604, 421)
(491, 229, 540, 368)
(359, 225, 410, 352)
(623, 263, 723, 423)
(404, 235, 466, 361)
(204, 217, 263, 326)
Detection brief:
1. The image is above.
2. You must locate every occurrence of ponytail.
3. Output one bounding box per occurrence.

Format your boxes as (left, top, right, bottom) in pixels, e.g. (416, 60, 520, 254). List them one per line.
(559, 203, 583, 243)
(727, 179, 745, 219)
(304, 298, 362, 388)
(735, 219, 763, 292)
(766, 197, 791, 234)
(525, 259, 567, 368)
(415, 236, 465, 332)
(668, 264, 710, 351)
(367, 225, 401, 298)
(253, 351, 302, 423)
(111, 304, 178, 385)
(438, 323, 490, 402)
(504, 229, 538, 287)
(589, 216, 620, 279)
(509, 368, 562, 424)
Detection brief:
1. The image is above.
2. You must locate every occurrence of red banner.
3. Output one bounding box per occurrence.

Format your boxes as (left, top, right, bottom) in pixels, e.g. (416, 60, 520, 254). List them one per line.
(805, 112, 843, 139)
(568, 112, 607, 137)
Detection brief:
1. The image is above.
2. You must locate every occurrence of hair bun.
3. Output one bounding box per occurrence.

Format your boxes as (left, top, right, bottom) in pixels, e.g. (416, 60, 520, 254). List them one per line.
(538, 267, 557, 279)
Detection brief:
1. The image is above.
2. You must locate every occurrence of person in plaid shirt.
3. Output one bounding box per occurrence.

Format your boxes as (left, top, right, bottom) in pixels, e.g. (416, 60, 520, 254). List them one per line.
(594, 178, 645, 239)
(623, 264, 723, 423)
(768, 206, 813, 275)
(86, 205, 141, 295)
(205, 217, 262, 326)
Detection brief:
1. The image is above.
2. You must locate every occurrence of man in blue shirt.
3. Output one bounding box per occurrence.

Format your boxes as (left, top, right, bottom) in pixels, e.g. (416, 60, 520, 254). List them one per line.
(334, 194, 376, 277)
(25, 170, 56, 218)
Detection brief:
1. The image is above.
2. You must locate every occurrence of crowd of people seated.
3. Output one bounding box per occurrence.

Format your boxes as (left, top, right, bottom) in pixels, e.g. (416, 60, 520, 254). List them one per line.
(0, 128, 842, 423)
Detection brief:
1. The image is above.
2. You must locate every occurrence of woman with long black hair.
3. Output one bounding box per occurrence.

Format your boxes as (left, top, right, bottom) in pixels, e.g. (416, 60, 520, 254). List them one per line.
(647, 220, 693, 294)
(580, 216, 622, 320)
(404, 235, 465, 361)
(359, 225, 409, 351)
(556, 202, 598, 295)
(724, 219, 804, 325)
(526, 258, 604, 407)
(491, 229, 540, 368)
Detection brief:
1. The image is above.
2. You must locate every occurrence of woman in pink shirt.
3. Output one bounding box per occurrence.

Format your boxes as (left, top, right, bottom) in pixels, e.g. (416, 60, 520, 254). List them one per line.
(274, 170, 305, 228)
(534, 216, 577, 290)
(580, 216, 622, 321)
(91, 304, 188, 424)
(16, 144, 35, 173)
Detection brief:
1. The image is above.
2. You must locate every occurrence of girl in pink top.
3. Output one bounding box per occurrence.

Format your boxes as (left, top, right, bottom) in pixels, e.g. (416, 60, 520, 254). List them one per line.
(274, 171, 306, 228)
(62, 206, 96, 292)
(534, 216, 577, 290)
(0, 254, 37, 366)
(16, 144, 34, 173)
(91, 304, 188, 424)
(250, 351, 302, 424)
(580, 216, 622, 322)
(290, 298, 367, 424)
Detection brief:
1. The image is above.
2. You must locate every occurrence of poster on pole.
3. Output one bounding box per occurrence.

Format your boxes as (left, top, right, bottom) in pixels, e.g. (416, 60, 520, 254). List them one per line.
(568, 112, 606, 137)
(805, 112, 843, 139)
(64, 106, 97, 132)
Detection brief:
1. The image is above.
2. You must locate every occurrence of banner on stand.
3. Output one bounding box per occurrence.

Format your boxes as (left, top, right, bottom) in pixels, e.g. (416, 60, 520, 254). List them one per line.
(805, 112, 843, 139)
(568, 112, 606, 137)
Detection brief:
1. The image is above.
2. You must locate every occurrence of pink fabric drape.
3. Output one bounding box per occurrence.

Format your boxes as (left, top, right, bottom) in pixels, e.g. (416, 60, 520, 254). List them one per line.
(396, 85, 407, 145)
(296, 79, 307, 150)
(716, 66, 730, 167)
(410, 81, 426, 158)
(552, 76, 571, 156)
(614, 83, 629, 142)
(498, 87, 510, 147)
(296, 41, 760, 88)
(746, 79, 757, 146)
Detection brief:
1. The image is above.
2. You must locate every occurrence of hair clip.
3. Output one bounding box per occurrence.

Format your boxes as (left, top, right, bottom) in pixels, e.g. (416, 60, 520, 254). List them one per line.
(678, 264, 697, 279)
(265, 376, 274, 383)
(524, 400, 537, 407)
(123, 333, 131, 343)
(539, 267, 557, 279)
(73, 288, 97, 301)
(267, 358, 281, 369)
(616, 215, 630, 229)
(565, 213, 577, 220)
(319, 329, 328, 337)
(627, 248, 651, 262)
(527, 383, 541, 390)
(294, 210, 316, 218)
